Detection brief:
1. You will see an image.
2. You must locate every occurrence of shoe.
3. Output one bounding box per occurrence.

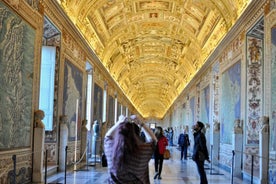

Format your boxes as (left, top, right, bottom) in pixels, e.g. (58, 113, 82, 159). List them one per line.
(158, 176, 162, 180)
(154, 173, 159, 179)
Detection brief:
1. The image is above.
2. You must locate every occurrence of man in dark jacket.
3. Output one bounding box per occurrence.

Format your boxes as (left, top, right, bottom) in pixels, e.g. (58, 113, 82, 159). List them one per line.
(192, 121, 210, 184)
(178, 129, 190, 160)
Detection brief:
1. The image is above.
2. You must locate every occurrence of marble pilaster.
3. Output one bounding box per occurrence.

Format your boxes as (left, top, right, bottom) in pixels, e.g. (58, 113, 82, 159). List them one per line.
(32, 110, 45, 184)
(232, 119, 243, 177)
(259, 116, 269, 184)
(212, 121, 220, 165)
(33, 127, 45, 184)
(59, 116, 68, 171)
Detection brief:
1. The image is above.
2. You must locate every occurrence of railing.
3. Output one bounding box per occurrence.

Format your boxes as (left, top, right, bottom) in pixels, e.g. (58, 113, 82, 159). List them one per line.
(8, 144, 90, 184)
(209, 144, 276, 184)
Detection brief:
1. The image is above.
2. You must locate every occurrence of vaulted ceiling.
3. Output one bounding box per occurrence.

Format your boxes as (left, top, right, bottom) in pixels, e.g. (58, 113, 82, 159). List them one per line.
(57, 0, 251, 119)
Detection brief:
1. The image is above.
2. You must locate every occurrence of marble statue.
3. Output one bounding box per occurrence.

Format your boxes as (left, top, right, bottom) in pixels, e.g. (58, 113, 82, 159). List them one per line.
(60, 115, 68, 125)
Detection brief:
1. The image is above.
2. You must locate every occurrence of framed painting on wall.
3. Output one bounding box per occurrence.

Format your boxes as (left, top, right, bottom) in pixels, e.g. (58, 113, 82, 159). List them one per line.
(220, 61, 241, 144)
(200, 85, 210, 125)
(0, 2, 35, 150)
(63, 59, 83, 141)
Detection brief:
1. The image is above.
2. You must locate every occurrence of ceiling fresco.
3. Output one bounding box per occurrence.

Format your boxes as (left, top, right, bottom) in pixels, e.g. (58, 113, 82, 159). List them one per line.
(57, 0, 251, 119)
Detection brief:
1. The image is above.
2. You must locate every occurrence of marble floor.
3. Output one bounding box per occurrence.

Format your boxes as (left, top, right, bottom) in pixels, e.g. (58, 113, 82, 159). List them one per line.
(47, 146, 249, 184)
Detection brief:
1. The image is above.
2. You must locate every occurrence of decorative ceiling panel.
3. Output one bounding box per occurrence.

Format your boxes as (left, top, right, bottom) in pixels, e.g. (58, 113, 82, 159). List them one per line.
(58, 0, 251, 119)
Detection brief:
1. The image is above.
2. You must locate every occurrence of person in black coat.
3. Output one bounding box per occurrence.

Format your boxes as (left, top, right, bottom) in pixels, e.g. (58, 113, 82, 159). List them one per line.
(178, 128, 190, 160)
(192, 121, 210, 184)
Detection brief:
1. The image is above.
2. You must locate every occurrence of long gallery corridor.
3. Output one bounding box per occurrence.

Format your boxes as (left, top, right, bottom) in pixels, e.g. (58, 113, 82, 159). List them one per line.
(2, 0, 276, 183)
(47, 146, 247, 184)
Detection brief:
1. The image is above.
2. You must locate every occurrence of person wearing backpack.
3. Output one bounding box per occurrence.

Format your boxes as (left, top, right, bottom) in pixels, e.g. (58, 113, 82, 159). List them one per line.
(178, 127, 190, 160)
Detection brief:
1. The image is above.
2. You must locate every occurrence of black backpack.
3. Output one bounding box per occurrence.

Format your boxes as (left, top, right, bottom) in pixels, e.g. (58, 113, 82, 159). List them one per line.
(102, 152, 107, 167)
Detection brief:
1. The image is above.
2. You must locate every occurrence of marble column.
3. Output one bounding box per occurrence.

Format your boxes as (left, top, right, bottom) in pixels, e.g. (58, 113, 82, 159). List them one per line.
(32, 110, 45, 184)
(259, 116, 269, 184)
(232, 119, 243, 177)
(212, 121, 220, 166)
(59, 115, 68, 171)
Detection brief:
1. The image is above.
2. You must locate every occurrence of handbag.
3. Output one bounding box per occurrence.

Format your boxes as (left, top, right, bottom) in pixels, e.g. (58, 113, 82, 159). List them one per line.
(164, 149, 170, 159)
(102, 152, 107, 167)
(198, 151, 205, 161)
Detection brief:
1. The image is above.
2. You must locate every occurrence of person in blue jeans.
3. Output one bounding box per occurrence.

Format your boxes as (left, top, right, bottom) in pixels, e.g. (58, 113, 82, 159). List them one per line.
(192, 121, 210, 184)
(178, 128, 190, 160)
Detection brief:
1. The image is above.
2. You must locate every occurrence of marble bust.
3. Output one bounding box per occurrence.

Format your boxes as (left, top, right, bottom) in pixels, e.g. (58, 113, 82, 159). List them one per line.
(213, 120, 220, 132)
(234, 119, 242, 134)
(34, 110, 45, 128)
(82, 119, 88, 131)
(261, 116, 269, 133)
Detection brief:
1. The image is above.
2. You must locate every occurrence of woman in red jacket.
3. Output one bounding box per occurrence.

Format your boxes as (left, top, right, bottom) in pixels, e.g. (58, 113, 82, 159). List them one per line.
(153, 126, 168, 180)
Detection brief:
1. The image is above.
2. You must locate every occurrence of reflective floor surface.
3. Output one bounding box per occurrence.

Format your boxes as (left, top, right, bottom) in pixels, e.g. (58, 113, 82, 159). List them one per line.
(47, 146, 249, 184)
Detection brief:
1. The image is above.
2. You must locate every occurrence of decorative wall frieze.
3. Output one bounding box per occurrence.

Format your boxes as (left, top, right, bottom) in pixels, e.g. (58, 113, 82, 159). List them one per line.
(93, 67, 105, 88)
(66, 141, 81, 165)
(270, 0, 276, 10)
(246, 33, 263, 145)
(212, 62, 220, 123)
(43, 1, 63, 31)
(220, 33, 244, 72)
(219, 143, 234, 167)
(3, 0, 43, 27)
(0, 151, 32, 183)
(199, 69, 212, 89)
(24, 0, 43, 13)
(62, 30, 86, 66)
(44, 143, 57, 164)
(243, 147, 260, 175)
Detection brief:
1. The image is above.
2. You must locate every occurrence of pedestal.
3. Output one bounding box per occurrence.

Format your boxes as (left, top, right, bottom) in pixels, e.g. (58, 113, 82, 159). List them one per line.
(232, 133, 243, 177)
(81, 127, 88, 161)
(259, 132, 269, 184)
(32, 127, 45, 183)
(212, 132, 220, 165)
(59, 123, 68, 171)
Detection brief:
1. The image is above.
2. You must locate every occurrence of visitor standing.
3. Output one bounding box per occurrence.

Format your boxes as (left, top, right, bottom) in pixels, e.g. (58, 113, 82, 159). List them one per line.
(154, 126, 168, 180)
(192, 121, 210, 184)
(104, 115, 157, 183)
(178, 128, 190, 160)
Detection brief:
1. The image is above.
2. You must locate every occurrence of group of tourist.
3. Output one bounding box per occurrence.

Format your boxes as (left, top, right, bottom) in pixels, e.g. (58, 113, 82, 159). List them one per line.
(103, 115, 210, 184)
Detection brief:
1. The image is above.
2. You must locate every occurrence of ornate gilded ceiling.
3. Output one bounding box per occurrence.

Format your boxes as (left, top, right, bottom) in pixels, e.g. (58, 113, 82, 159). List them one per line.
(58, 0, 251, 119)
